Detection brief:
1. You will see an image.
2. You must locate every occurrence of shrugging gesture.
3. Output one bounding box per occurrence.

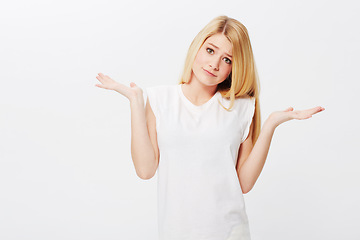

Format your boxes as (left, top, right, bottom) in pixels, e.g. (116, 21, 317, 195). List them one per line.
(94, 14, 327, 239)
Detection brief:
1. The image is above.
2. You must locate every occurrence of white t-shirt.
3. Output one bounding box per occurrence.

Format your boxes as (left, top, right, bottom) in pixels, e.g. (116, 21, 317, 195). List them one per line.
(145, 84, 256, 240)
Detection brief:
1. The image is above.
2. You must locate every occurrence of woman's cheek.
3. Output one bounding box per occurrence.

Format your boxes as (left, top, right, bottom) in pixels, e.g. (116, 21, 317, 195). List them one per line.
(221, 63, 232, 75)
(197, 52, 207, 64)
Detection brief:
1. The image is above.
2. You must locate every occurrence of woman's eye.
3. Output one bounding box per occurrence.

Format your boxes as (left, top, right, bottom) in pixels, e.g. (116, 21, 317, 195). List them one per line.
(224, 58, 232, 64)
(206, 48, 214, 54)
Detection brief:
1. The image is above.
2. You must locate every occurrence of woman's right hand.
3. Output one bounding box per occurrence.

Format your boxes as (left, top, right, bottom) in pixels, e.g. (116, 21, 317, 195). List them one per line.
(95, 73, 143, 102)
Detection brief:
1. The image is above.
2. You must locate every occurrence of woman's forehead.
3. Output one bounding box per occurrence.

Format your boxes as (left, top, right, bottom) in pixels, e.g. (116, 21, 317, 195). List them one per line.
(204, 34, 232, 55)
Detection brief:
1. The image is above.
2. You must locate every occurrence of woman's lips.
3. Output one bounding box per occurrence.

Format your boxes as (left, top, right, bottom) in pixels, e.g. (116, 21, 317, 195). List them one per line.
(203, 68, 216, 77)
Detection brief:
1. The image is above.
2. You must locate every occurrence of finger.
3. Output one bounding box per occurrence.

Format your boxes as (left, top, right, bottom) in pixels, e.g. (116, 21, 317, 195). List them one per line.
(95, 83, 106, 88)
(96, 84, 111, 90)
(98, 73, 107, 80)
(298, 108, 322, 118)
(317, 106, 325, 112)
(284, 107, 293, 112)
(96, 76, 105, 83)
(309, 106, 325, 115)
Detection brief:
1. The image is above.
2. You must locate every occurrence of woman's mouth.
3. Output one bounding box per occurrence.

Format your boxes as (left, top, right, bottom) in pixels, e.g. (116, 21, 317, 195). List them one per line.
(203, 68, 216, 77)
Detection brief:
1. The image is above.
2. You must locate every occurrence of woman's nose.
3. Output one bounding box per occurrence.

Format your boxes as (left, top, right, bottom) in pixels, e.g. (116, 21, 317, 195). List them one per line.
(209, 59, 220, 70)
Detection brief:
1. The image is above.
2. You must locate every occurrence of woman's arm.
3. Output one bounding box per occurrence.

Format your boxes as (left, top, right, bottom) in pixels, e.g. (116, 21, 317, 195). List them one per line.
(238, 118, 275, 194)
(129, 97, 158, 180)
(238, 106, 325, 194)
(95, 73, 157, 180)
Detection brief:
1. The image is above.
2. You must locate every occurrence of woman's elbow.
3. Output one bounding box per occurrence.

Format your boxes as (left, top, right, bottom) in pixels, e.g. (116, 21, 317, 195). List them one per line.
(136, 168, 156, 180)
(242, 188, 251, 194)
(138, 173, 155, 180)
(241, 182, 253, 194)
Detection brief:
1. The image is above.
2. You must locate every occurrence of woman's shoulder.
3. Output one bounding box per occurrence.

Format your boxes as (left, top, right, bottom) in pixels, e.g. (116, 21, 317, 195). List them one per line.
(146, 84, 178, 93)
(146, 84, 179, 102)
(146, 84, 178, 89)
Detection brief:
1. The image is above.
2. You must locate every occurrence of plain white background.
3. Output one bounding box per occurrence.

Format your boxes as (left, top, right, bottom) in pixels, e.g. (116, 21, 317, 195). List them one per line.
(0, 0, 359, 239)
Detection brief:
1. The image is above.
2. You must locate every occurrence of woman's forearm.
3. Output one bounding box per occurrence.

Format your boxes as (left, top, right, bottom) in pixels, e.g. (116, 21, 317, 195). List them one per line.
(129, 97, 157, 180)
(239, 118, 277, 193)
(238, 105, 324, 193)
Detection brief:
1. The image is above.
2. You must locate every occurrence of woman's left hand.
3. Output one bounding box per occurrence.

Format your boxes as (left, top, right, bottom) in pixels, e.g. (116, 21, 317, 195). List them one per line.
(268, 106, 325, 128)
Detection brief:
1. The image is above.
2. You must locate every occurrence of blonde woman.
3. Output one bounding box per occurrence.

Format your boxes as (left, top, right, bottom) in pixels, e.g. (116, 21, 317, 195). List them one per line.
(95, 15, 325, 240)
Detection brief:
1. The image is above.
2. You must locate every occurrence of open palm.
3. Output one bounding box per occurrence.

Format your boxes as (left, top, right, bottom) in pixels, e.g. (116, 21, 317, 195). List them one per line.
(95, 73, 142, 101)
(269, 106, 325, 127)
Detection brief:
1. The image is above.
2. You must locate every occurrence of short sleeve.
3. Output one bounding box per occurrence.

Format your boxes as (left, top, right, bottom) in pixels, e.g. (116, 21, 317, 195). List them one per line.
(241, 97, 256, 143)
(145, 86, 160, 122)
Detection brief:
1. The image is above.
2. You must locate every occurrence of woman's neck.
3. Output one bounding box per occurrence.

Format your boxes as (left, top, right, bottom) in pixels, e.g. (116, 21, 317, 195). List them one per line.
(181, 79, 218, 106)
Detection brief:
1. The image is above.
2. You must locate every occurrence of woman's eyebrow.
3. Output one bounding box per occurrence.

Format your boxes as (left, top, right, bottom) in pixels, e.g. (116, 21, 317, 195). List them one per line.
(208, 42, 232, 58)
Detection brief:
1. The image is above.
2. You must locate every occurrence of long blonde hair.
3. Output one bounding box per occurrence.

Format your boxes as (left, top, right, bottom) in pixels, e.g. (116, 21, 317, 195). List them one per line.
(178, 15, 261, 144)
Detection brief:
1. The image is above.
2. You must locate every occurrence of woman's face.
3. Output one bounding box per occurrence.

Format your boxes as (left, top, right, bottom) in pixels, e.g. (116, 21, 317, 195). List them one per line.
(191, 33, 233, 87)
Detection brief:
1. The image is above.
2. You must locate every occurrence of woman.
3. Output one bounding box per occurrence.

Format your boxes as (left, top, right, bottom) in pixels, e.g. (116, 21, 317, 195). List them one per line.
(95, 15, 324, 240)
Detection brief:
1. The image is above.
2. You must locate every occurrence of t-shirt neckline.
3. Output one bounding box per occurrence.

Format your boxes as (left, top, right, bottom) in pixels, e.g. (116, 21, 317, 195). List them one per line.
(178, 84, 219, 111)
